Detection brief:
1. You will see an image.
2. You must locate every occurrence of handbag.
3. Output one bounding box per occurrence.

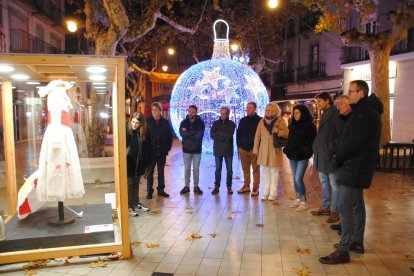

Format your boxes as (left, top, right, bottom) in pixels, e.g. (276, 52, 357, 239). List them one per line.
(273, 133, 288, 148)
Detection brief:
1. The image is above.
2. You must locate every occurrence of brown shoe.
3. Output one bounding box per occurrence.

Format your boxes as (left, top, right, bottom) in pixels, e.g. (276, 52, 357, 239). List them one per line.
(319, 249, 350, 264)
(251, 188, 259, 196)
(228, 187, 233, 195)
(237, 186, 251, 194)
(211, 187, 219, 195)
(334, 242, 364, 254)
(311, 207, 331, 216)
(326, 211, 340, 223)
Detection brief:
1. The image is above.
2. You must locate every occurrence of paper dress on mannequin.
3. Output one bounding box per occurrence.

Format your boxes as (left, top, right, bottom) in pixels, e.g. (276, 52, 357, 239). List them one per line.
(37, 80, 85, 202)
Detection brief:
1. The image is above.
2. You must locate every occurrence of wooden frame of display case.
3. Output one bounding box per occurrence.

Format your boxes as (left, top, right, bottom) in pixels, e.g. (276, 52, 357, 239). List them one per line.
(0, 54, 130, 264)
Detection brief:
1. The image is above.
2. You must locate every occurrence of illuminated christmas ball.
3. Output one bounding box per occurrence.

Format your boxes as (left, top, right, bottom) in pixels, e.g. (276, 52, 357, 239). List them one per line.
(170, 20, 269, 153)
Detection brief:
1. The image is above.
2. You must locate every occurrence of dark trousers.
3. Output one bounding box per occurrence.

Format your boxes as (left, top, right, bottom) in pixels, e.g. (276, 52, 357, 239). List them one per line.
(338, 185, 366, 252)
(127, 176, 140, 208)
(147, 154, 167, 194)
(214, 155, 233, 188)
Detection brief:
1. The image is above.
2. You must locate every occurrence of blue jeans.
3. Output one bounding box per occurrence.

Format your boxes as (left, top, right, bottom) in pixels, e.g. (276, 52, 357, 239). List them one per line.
(214, 156, 233, 188)
(289, 159, 309, 200)
(318, 172, 340, 211)
(147, 154, 167, 194)
(183, 153, 201, 187)
(338, 186, 366, 252)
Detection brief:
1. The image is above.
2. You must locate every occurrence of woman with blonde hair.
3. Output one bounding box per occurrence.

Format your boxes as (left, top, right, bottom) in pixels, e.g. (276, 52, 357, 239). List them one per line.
(253, 102, 289, 200)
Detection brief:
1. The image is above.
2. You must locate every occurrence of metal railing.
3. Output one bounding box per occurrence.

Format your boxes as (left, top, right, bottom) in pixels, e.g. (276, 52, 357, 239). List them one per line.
(28, 0, 63, 25)
(9, 29, 62, 54)
(297, 62, 326, 81)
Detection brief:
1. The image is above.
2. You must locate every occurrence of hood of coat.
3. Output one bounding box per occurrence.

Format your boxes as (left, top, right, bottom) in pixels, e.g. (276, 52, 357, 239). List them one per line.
(351, 93, 384, 115)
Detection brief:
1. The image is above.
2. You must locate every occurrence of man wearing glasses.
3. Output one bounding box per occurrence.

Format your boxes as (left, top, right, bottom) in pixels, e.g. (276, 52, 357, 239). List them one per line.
(320, 80, 383, 264)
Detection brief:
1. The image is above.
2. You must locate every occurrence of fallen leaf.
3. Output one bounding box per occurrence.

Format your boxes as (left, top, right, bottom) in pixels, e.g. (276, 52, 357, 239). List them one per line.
(146, 243, 160, 248)
(208, 186, 213, 189)
(150, 210, 161, 215)
(67, 256, 80, 264)
(227, 216, 233, 220)
(185, 207, 193, 210)
(297, 266, 311, 276)
(320, 223, 328, 227)
(209, 233, 217, 238)
(372, 239, 385, 244)
(233, 176, 240, 179)
(131, 241, 142, 246)
(385, 212, 392, 215)
(108, 252, 122, 259)
(288, 196, 295, 200)
(256, 224, 264, 227)
(186, 234, 203, 240)
(24, 269, 37, 275)
(271, 201, 280, 206)
(405, 254, 414, 260)
(296, 247, 310, 254)
(95, 179, 102, 185)
(90, 259, 108, 268)
(392, 233, 403, 239)
(54, 257, 68, 262)
(185, 211, 194, 214)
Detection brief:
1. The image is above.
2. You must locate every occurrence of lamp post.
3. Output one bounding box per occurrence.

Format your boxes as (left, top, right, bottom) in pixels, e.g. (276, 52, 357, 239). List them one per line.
(268, 0, 279, 9)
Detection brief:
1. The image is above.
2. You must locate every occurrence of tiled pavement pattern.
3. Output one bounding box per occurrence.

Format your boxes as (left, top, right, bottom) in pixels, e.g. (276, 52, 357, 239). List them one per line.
(2, 140, 414, 275)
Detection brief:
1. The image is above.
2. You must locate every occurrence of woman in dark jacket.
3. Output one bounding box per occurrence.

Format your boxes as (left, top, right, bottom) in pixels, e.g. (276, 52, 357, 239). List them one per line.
(283, 105, 316, 211)
(126, 112, 151, 216)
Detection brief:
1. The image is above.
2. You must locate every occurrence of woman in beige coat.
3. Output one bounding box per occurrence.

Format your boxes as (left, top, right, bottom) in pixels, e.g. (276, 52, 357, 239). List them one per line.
(253, 102, 289, 200)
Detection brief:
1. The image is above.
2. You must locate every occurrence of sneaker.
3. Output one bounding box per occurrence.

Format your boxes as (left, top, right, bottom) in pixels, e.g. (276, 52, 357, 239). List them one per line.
(211, 187, 219, 195)
(194, 186, 203, 195)
(310, 207, 331, 216)
(158, 191, 170, 197)
(326, 211, 340, 223)
(228, 187, 233, 195)
(261, 194, 269, 201)
(237, 186, 251, 194)
(289, 198, 300, 208)
(251, 188, 259, 196)
(135, 203, 149, 212)
(180, 186, 190, 195)
(128, 208, 138, 217)
(296, 201, 309, 211)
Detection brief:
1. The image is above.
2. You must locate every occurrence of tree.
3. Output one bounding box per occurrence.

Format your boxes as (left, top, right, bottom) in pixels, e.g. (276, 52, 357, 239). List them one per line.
(303, 0, 414, 145)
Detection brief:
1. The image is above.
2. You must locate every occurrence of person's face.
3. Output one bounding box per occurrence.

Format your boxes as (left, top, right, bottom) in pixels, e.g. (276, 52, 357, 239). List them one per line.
(337, 98, 351, 115)
(265, 106, 275, 118)
(131, 118, 140, 130)
(220, 109, 229, 120)
(293, 109, 301, 121)
(151, 106, 161, 118)
(348, 83, 363, 104)
(316, 98, 330, 110)
(188, 107, 197, 120)
(246, 103, 256, 116)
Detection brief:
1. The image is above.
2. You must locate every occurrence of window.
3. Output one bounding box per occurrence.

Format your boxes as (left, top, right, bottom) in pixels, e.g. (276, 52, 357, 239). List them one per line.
(310, 44, 319, 72)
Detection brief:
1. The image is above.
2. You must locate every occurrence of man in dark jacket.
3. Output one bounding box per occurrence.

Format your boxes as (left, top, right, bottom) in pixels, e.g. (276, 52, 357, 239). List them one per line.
(211, 106, 236, 195)
(312, 92, 345, 224)
(179, 105, 205, 195)
(236, 102, 261, 196)
(320, 80, 383, 265)
(146, 102, 173, 199)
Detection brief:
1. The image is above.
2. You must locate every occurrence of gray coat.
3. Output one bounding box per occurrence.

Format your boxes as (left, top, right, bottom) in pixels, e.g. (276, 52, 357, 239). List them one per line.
(211, 118, 236, 157)
(313, 105, 345, 173)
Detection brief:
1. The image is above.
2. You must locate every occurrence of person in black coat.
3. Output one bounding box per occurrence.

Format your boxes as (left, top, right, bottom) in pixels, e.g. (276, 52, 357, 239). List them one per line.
(126, 112, 151, 216)
(146, 102, 173, 199)
(179, 105, 205, 195)
(320, 80, 383, 265)
(211, 106, 236, 195)
(283, 105, 316, 211)
(236, 102, 262, 196)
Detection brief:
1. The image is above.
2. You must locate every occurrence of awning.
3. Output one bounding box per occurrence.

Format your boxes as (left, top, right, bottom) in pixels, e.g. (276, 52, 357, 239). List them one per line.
(149, 72, 180, 84)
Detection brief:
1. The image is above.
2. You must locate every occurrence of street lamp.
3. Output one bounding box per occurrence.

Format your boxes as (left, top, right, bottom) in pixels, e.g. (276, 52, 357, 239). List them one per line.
(66, 20, 78, 33)
(268, 0, 279, 9)
(167, 48, 175, 55)
(230, 43, 239, 52)
(162, 65, 168, 72)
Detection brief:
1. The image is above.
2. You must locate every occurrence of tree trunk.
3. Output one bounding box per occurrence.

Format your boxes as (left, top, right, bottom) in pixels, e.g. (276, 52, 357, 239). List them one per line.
(369, 47, 392, 146)
(95, 32, 119, 55)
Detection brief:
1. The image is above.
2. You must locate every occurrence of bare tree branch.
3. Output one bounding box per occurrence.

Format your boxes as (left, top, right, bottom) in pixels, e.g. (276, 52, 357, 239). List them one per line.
(156, 12, 196, 34)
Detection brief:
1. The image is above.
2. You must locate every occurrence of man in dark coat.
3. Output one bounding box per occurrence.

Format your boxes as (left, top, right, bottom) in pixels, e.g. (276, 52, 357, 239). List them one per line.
(312, 92, 345, 224)
(236, 102, 262, 196)
(146, 102, 173, 199)
(320, 80, 383, 265)
(179, 105, 205, 195)
(211, 106, 236, 195)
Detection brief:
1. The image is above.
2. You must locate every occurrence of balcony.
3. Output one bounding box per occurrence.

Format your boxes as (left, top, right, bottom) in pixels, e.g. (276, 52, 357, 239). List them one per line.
(9, 29, 63, 54)
(297, 63, 326, 81)
(28, 0, 63, 25)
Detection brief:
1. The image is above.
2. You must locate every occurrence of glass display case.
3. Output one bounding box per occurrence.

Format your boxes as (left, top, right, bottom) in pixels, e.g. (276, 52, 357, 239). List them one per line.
(0, 54, 130, 264)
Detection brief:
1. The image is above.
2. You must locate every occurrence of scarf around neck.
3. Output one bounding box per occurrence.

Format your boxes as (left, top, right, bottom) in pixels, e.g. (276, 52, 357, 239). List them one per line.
(263, 116, 276, 135)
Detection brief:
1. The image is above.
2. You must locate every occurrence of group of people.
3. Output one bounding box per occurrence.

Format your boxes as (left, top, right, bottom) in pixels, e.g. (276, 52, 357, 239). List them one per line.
(125, 79, 383, 265)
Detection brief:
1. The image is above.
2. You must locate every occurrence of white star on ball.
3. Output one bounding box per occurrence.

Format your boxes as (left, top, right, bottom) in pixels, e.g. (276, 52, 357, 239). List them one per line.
(188, 80, 209, 100)
(244, 74, 263, 99)
(217, 84, 239, 104)
(200, 67, 229, 89)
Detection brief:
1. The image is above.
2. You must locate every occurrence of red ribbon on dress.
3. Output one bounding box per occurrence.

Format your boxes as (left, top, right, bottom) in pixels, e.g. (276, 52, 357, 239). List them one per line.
(74, 112, 80, 124)
(47, 111, 71, 127)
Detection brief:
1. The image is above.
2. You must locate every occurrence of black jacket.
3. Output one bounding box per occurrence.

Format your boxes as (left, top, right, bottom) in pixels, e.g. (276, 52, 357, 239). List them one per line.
(146, 116, 173, 157)
(335, 94, 383, 189)
(313, 105, 346, 173)
(236, 113, 262, 151)
(179, 115, 205, 154)
(126, 129, 151, 177)
(211, 117, 236, 157)
(284, 120, 316, 161)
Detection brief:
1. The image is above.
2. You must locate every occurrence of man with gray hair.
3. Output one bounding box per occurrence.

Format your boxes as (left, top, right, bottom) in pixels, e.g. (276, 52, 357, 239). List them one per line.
(211, 106, 236, 195)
